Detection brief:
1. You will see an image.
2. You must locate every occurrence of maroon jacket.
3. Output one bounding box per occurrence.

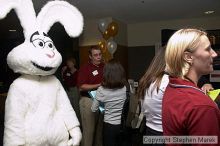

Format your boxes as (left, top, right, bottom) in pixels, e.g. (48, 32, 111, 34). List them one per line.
(162, 77, 220, 146)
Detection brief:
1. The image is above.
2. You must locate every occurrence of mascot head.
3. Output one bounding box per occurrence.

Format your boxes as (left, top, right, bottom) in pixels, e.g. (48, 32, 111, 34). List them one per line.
(0, 0, 83, 76)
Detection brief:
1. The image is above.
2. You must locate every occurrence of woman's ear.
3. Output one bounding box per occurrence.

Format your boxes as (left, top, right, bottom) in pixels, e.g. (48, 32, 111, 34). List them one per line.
(183, 51, 193, 65)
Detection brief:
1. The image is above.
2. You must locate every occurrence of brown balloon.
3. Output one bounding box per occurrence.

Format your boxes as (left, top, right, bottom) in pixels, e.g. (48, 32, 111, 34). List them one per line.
(102, 30, 111, 40)
(107, 21, 118, 37)
(98, 40, 107, 53)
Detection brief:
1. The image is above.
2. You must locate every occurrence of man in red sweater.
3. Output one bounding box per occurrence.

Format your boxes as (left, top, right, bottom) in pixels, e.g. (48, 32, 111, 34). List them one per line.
(77, 46, 104, 146)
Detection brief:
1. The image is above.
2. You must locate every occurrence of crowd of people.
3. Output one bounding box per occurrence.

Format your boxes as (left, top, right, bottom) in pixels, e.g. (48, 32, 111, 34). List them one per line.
(62, 28, 220, 146)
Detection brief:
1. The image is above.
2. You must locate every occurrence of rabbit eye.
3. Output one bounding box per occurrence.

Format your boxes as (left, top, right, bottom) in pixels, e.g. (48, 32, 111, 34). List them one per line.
(48, 43, 52, 48)
(32, 39, 45, 49)
(48, 42, 53, 48)
(39, 42, 44, 47)
(45, 41, 54, 49)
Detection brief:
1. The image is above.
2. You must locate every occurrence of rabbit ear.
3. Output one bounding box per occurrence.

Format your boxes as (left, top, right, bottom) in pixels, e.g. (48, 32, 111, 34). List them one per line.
(37, 1, 84, 37)
(0, 0, 36, 39)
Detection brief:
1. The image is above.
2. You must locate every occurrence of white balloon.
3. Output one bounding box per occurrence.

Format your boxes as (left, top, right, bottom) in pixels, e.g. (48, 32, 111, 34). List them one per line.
(107, 40, 117, 54)
(98, 19, 110, 33)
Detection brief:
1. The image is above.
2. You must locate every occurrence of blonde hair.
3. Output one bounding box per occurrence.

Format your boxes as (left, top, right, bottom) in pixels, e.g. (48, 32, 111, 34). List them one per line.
(165, 28, 207, 78)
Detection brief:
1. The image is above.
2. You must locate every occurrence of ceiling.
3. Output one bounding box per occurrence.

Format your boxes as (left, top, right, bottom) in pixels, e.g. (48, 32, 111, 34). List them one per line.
(68, 0, 220, 23)
(0, 0, 220, 38)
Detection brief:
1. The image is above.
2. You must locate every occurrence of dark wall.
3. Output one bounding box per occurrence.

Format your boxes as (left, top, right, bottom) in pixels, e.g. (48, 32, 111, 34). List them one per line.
(128, 46, 155, 81)
(161, 29, 175, 46)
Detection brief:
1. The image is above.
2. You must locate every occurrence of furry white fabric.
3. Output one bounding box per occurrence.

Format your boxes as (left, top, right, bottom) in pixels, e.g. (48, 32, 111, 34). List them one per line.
(37, 1, 83, 37)
(7, 35, 62, 76)
(0, 0, 84, 145)
(4, 75, 80, 146)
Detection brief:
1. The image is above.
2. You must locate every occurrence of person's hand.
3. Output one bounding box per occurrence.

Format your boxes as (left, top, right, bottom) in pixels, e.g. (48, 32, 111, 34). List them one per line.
(201, 83, 214, 94)
(97, 83, 101, 88)
(68, 127, 82, 146)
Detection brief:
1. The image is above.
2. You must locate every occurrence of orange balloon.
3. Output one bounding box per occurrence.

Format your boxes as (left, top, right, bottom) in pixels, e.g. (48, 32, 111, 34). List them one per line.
(107, 21, 118, 37)
(102, 30, 111, 40)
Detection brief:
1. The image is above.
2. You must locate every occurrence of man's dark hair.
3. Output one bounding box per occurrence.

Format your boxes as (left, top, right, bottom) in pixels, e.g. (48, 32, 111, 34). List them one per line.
(88, 46, 101, 55)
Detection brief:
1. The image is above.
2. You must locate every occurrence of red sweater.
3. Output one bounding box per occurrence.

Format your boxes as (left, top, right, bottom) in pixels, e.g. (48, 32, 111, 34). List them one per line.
(162, 77, 220, 146)
(77, 62, 104, 96)
(77, 62, 104, 86)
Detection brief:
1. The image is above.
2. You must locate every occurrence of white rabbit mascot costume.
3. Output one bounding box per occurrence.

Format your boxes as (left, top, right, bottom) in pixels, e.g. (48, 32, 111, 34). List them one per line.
(0, 0, 83, 146)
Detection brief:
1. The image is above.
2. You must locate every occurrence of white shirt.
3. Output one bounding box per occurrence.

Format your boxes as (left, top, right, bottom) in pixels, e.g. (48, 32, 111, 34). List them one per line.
(142, 74, 169, 132)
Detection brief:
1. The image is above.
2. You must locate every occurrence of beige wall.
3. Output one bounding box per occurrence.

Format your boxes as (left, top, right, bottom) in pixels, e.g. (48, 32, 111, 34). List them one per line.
(79, 18, 107, 46)
(78, 16, 220, 47)
(79, 17, 127, 46)
(112, 18, 128, 46)
(127, 16, 220, 47)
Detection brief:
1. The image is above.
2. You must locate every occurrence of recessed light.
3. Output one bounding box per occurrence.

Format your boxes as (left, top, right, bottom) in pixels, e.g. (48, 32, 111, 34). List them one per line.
(9, 29, 17, 32)
(204, 11, 214, 14)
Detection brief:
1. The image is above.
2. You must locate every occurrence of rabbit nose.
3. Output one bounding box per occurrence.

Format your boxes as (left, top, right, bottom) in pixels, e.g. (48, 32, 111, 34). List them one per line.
(46, 51, 55, 58)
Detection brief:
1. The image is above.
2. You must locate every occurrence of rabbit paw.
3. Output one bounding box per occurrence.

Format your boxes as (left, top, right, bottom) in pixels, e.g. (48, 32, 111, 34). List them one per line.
(68, 127, 82, 146)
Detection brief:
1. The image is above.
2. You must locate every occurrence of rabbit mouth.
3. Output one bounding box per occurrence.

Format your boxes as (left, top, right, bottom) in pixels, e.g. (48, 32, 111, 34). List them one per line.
(31, 61, 54, 71)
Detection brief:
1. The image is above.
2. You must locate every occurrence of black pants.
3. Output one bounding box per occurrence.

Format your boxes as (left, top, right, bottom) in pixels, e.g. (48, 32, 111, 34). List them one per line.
(143, 126, 164, 146)
(103, 122, 121, 146)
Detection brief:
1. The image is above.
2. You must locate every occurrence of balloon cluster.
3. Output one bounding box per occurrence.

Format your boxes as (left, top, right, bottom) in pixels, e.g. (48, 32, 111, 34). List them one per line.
(98, 19, 118, 61)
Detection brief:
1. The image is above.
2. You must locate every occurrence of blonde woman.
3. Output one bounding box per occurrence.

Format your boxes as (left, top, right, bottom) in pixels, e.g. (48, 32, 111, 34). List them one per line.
(163, 28, 220, 145)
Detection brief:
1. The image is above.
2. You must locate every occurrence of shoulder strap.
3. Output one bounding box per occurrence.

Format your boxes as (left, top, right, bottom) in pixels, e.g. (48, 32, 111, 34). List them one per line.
(120, 85, 130, 129)
(126, 84, 130, 100)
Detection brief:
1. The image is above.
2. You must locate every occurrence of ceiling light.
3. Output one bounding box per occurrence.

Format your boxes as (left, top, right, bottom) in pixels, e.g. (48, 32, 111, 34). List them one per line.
(204, 11, 214, 14)
(9, 29, 17, 32)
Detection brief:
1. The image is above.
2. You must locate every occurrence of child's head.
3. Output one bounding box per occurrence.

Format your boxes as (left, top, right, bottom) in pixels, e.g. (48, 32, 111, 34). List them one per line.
(102, 59, 126, 89)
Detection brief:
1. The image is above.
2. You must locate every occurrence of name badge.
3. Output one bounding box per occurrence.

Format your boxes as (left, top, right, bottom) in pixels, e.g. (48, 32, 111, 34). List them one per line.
(92, 70, 98, 76)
